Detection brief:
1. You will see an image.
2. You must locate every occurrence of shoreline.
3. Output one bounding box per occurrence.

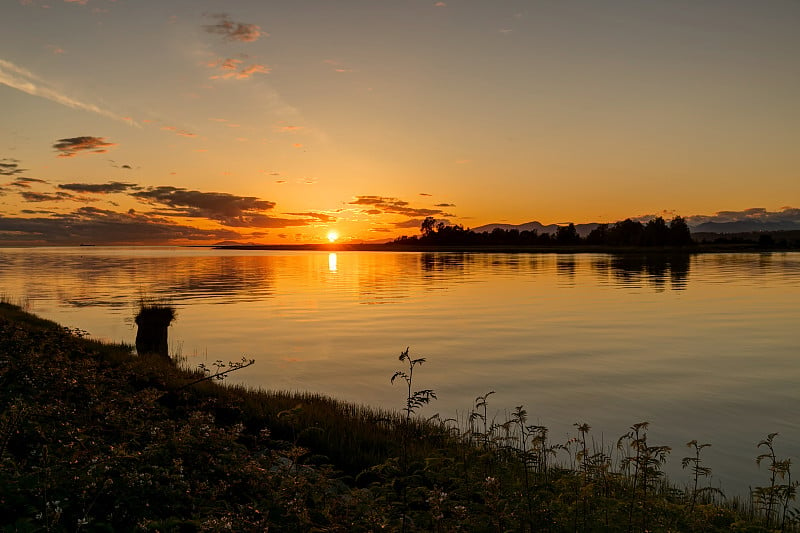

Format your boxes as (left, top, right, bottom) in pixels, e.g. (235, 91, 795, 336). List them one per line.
(210, 242, 797, 253)
(1, 302, 794, 530)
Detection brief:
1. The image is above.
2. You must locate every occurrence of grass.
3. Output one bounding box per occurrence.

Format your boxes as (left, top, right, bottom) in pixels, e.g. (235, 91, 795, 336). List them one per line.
(0, 302, 797, 531)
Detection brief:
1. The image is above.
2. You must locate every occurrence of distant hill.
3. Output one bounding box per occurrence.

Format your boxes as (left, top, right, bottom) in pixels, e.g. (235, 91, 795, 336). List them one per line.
(471, 221, 600, 237)
(213, 240, 264, 246)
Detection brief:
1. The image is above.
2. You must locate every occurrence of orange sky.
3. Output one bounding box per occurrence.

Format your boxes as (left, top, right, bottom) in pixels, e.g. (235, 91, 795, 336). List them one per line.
(1, 1, 798, 244)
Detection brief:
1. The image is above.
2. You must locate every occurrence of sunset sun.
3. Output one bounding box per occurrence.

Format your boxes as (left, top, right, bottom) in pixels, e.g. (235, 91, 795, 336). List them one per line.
(327, 230, 339, 243)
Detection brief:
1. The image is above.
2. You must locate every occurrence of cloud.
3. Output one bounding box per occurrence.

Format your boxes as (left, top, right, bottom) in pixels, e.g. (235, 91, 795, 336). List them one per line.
(0, 59, 134, 124)
(53, 136, 116, 158)
(285, 211, 337, 223)
(10, 177, 49, 188)
(419, 193, 432, 196)
(434, 2, 446, 6)
(687, 207, 800, 225)
(238, 64, 270, 78)
(58, 181, 139, 194)
(160, 126, 197, 137)
(0, 159, 26, 176)
(0, 208, 241, 245)
(21, 191, 74, 202)
(129, 186, 312, 228)
(435, 203, 455, 207)
(323, 59, 354, 73)
(215, 214, 313, 228)
(132, 186, 274, 218)
(350, 195, 448, 217)
(394, 218, 425, 228)
(207, 58, 270, 80)
(204, 14, 264, 42)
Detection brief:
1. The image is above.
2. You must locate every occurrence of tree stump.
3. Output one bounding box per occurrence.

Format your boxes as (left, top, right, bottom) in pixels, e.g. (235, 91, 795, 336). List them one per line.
(135, 305, 176, 358)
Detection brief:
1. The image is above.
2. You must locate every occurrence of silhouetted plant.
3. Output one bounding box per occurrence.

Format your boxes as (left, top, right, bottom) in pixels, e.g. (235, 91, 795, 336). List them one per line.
(755, 432, 798, 530)
(618, 422, 671, 532)
(391, 347, 436, 424)
(470, 390, 495, 451)
(682, 440, 723, 514)
(390, 347, 436, 531)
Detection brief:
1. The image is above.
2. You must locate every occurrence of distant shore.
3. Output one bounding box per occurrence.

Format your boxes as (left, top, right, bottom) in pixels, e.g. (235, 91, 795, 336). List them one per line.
(211, 242, 797, 253)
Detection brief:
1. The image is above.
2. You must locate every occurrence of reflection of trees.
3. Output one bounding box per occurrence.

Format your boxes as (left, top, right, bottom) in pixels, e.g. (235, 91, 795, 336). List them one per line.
(556, 255, 577, 282)
(0, 250, 698, 315)
(420, 252, 471, 273)
(593, 254, 691, 291)
(4, 252, 275, 307)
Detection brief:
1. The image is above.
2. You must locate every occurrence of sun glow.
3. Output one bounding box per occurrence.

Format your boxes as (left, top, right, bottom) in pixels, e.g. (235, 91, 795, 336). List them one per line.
(327, 230, 339, 243)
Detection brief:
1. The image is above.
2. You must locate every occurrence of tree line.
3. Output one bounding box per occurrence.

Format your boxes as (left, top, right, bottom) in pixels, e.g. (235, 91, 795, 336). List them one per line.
(393, 216, 694, 247)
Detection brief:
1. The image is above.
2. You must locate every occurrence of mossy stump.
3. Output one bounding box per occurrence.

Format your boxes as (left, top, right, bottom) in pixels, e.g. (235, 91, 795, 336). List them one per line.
(135, 305, 176, 358)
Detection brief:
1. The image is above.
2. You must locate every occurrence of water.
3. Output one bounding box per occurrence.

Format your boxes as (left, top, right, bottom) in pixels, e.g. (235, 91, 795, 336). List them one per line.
(2, 247, 798, 495)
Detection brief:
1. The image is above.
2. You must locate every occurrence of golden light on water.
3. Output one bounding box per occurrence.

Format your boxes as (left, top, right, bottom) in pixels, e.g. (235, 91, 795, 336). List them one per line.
(327, 230, 339, 243)
(328, 252, 337, 272)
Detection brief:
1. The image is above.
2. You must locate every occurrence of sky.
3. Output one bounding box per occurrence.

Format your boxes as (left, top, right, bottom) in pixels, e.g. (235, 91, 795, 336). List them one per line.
(1, 0, 798, 245)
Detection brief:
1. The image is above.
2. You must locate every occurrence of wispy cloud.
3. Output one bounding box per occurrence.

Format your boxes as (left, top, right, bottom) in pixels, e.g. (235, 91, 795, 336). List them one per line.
(160, 126, 198, 138)
(323, 59, 354, 73)
(204, 13, 264, 42)
(53, 136, 116, 158)
(58, 181, 139, 194)
(0, 59, 135, 125)
(285, 211, 337, 223)
(277, 125, 304, 132)
(10, 177, 48, 188)
(21, 191, 75, 202)
(207, 57, 270, 79)
(350, 195, 448, 218)
(0, 158, 26, 176)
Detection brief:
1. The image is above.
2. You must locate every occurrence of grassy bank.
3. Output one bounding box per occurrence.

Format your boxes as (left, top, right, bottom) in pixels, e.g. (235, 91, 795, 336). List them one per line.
(1, 303, 796, 531)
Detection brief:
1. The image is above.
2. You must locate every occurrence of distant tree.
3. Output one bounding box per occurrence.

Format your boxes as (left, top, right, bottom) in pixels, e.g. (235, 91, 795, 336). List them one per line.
(586, 224, 609, 245)
(643, 217, 670, 246)
(668, 216, 693, 246)
(758, 233, 775, 248)
(420, 217, 437, 238)
(556, 223, 580, 244)
(607, 219, 644, 246)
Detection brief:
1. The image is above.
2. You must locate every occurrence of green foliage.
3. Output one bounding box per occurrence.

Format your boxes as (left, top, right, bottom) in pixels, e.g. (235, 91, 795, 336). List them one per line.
(0, 303, 795, 532)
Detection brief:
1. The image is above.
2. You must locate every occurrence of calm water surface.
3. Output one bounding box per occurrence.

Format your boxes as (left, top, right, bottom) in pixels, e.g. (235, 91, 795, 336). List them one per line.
(2, 247, 798, 494)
